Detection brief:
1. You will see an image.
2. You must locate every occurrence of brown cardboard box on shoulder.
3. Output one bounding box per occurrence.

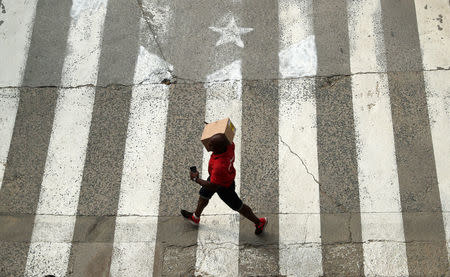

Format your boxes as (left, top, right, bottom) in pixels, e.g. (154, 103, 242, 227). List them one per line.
(201, 118, 236, 151)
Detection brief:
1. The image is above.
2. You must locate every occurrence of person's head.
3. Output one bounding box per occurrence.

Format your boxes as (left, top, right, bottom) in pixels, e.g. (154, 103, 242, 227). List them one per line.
(208, 133, 229, 154)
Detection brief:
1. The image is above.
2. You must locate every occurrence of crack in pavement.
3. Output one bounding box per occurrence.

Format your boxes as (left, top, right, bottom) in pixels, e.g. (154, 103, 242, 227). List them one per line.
(0, 82, 173, 91)
(279, 135, 349, 212)
(1, 66, 450, 90)
(135, 0, 169, 66)
(154, 66, 450, 84)
(279, 135, 319, 184)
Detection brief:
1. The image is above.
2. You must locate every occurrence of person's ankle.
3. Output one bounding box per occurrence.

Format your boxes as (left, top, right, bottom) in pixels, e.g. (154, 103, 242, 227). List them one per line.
(193, 213, 200, 219)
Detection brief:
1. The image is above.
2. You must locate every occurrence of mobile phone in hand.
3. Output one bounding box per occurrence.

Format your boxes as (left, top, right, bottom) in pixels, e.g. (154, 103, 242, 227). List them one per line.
(190, 166, 197, 173)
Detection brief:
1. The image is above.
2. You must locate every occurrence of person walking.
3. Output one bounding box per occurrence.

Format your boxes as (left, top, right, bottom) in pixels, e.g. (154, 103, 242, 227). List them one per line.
(181, 133, 267, 235)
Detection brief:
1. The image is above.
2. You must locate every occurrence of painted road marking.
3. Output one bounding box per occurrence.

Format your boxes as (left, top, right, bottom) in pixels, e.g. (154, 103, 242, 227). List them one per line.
(348, 0, 408, 276)
(110, 84, 168, 276)
(351, 74, 409, 276)
(195, 60, 242, 277)
(0, 0, 72, 275)
(347, 0, 386, 74)
(67, 0, 141, 275)
(0, 0, 37, 86)
(424, 70, 450, 265)
(110, 37, 170, 275)
(278, 0, 322, 276)
(380, 0, 448, 274)
(416, 0, 450, 263)
(414, 0, 450, 70)
(24, 2, 107, 276)
(209, 16, 253, 48)
(278, 0, 316, 79)
(279, 78, 322, 277)
(0, 0, 37, 189)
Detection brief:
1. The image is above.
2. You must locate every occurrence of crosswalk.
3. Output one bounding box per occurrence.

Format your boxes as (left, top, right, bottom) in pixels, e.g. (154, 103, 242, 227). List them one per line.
(0, 0, 449, 276)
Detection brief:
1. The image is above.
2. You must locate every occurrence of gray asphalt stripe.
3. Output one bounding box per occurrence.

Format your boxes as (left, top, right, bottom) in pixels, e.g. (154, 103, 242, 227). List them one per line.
(152, 84, 206, 276)
(0, 0, 72, 275)
(20, 0, 72, 87)
(313, 0, 364, 275)
(380, 1, 449, 274)
(239, 81, 280, 275)
(66, 0, 141, 276)
(238, 0, 280, 275)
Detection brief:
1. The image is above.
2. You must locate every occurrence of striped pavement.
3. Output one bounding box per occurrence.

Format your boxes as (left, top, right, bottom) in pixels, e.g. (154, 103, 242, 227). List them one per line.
(0, 0, 449, 276)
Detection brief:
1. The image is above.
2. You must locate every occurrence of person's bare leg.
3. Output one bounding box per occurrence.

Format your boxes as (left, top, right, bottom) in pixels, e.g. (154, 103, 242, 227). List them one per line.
(238, 204, 260, 224)
(194, 196, 209, 217)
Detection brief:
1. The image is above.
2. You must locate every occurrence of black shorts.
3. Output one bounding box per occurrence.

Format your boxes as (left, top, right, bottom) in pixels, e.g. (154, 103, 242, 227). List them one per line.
(199, 178, 243, 211)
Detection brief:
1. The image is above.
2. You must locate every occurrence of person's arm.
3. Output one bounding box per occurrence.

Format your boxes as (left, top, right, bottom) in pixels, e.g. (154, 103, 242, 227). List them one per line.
(190, 171, 219, 191)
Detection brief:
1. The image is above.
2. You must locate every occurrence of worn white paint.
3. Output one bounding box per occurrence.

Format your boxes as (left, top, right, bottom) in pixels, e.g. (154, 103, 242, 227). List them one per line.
(0, 89, 19, 190)
(109, 49, 169, 275)
(278, 0, 322, 275)
(415, 0, 450, 70)
(70, 0, 107, 20)
(111, 216, 161, 277)
(194, 60, 242, 277)
(347, 0, 385, 73)
(25, 87, 96, 277)
(24, 3, 107, 276)
(416, 1, 450, 262)
(278, 79, 322, 277)
(348, 1, 408, 275)
(278, 0, 316, 78)
(209, 16, 253, 48)
(0, 0, 37, 86)
(133, 45, 173, 85)
(279, 35, 317, 78)
(351, 74, 409, 276)
(424, 70, 450, 263)
(62, 1, 109, 86)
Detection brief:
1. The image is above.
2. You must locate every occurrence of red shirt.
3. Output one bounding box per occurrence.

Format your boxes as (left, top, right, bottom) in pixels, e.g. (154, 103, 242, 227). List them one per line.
(208, 143, 236, 188)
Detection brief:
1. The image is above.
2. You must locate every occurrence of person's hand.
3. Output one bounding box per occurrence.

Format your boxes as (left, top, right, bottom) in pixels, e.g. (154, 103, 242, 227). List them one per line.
(190, 171, 199, 181)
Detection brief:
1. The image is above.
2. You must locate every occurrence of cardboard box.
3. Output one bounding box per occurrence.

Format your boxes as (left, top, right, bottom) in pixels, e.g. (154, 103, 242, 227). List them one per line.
(201, 118, 236, 151)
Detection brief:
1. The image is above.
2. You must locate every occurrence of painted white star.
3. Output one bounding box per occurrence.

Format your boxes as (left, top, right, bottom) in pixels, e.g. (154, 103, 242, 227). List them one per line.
(209, 17, 253, 48)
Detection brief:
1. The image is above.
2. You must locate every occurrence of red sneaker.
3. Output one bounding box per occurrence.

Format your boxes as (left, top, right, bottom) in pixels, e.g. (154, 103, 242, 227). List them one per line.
(181, 209, 200, 226)
(255, 217, 268, 235)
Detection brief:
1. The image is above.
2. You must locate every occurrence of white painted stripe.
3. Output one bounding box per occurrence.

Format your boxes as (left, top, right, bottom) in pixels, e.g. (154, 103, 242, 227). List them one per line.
(110, 83, 168, 276)
(278, 0, 316, 78)
(278, 79, 322, 277)
(414, 0, 450, 70)
(347, 0, 385, 73)
(348, 1, 408, 275)
(0, 0, 38, 86)
(424, 70, 450, 263)
(194, 60, 242, 277)
(351, 74, 409, 276)
(109, 18, 171, 274)
(25, 87, 96, 277)
(61, 0, 108, 86)
(416, 0, 450, 263)
(278, 0, 322, 276)
(0, 0, 37, 189)
(0, 89, 19, 190)
(24, 2, 107, 276)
